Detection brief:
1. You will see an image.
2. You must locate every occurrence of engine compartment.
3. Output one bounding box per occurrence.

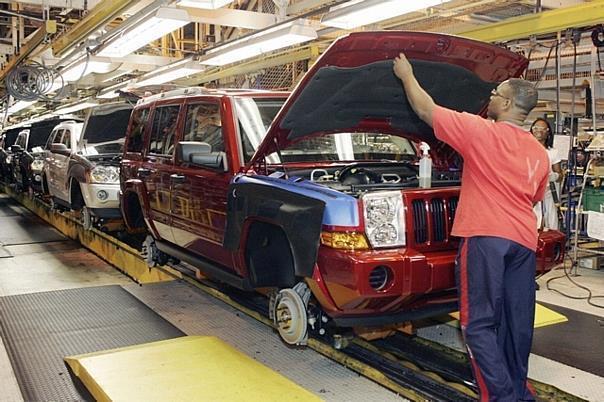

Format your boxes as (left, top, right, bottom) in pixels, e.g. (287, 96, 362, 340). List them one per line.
(273, 161, 461, 196)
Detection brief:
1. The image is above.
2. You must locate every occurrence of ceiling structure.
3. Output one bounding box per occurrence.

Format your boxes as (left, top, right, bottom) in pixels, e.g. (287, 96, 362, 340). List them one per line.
(0, 0, 602, 125)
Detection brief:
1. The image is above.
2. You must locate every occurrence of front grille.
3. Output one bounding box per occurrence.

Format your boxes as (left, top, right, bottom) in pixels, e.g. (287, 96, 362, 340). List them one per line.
(412, 200, 428, 243)
(411, 196, 458, 245)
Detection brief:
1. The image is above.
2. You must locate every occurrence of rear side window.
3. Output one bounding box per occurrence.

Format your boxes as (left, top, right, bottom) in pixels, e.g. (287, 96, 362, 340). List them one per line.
(183, 103, 224, 153)
(126, 108, 149, 153)
(62, 130, 71, 149)
(148, 105, 180, 156)
(48, 129, 63, 149)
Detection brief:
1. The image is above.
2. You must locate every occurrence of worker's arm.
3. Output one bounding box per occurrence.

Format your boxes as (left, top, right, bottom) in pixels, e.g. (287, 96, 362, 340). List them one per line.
(393, 53, 436, 127)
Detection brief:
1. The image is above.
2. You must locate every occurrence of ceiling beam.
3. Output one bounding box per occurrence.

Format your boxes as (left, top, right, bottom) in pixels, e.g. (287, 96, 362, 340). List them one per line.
(51, 0, 138, 57)
(0, 20, 56, 82)
(8, 0, 102, 10)
(459, 0, 604, 42)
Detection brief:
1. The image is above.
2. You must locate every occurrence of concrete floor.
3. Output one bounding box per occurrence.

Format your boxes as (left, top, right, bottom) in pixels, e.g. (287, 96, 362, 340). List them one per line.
(1, 192, 603, 401)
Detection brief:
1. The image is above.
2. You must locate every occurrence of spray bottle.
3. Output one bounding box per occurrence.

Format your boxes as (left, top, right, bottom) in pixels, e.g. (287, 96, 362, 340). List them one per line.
(419, 142, 432, 189)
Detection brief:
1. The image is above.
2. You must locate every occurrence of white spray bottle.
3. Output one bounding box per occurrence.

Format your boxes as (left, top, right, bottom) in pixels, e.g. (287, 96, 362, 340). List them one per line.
(419, 142, 432, 189)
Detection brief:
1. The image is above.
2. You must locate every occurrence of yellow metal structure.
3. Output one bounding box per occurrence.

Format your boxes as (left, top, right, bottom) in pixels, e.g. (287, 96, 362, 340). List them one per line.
(4, 186, 177, 284)
(51, 0, 137, 57)
(448, 303, 568, 328)
(65, 336, 320, 402)
(0, 21, 56, 82)
(460, 0, 604, 42)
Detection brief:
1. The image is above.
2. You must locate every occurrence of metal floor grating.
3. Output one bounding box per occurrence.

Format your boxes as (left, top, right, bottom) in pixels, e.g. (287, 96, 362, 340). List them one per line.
(0, 285, 184, 401)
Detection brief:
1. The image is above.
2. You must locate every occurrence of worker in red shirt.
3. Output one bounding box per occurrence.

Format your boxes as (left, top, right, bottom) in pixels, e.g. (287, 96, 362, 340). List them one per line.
(393, 53, 549, 401)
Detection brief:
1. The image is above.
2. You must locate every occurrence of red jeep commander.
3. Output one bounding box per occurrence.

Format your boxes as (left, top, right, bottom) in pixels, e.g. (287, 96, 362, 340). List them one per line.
(120, 32, 565, 346)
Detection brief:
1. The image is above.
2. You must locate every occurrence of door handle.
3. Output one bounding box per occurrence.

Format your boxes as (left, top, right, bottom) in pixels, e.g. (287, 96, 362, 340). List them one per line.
(170, 174, 186, 184)
(137, 168, 152, 178)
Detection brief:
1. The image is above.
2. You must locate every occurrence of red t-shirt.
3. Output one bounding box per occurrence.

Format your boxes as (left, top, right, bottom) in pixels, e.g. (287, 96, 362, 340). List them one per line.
(432, 106, 549, 251)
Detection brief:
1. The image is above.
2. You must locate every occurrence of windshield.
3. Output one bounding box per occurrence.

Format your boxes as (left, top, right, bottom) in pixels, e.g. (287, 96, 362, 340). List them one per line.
(268, 133, 416, 163)
(235, 97, 285, 163)
(80, 108, 132, 155)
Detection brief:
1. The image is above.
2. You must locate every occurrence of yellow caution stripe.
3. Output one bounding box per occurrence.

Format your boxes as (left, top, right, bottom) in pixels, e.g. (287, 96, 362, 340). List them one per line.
(447, 303, 568, 328)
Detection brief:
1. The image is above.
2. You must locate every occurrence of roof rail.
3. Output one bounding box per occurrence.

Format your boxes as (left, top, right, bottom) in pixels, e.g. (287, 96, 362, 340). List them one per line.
(136, 87, 208, 105)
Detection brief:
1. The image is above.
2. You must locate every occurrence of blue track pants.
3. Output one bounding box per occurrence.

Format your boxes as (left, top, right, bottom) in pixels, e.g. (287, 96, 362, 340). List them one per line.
(456, 236, 537, 401)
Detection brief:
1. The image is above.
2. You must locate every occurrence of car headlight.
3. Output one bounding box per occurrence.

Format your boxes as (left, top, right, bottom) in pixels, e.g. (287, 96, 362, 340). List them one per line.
(6, 155, 12, 164)
(362, 191, 405, 248)
(90, 165, 119, 184)
(30, 159, 44, 171)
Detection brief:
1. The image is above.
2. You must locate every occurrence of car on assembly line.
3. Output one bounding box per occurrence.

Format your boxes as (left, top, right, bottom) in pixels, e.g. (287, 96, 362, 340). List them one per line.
(10, 118, 69, 193)
(120, 32, 565, 346)
(43, 102, 132, 230)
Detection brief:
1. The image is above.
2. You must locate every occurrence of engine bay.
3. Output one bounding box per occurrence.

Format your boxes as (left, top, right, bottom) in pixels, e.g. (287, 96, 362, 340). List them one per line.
(274, 162, 461, 195)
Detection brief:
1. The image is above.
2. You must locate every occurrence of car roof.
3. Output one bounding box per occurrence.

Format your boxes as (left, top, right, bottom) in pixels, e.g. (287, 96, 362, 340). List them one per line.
(135, 87, 289, 107)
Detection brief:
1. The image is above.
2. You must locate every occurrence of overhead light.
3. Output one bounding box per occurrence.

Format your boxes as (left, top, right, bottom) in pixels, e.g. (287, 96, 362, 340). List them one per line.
(97, 81, 132, 99)
(132, 60, 204, 87)
(7, 100, 36, 115)
(321, 0, 450, 29)
(176, 0, 233, 9)
(97, 7, 190, 58)
(200, 19, 317, 66)
(61, 56, 114, 82)
(54, 99, 98, 115)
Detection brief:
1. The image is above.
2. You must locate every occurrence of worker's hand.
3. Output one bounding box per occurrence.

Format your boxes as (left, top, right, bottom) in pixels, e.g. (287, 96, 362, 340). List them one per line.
(393, 53, 413, 80)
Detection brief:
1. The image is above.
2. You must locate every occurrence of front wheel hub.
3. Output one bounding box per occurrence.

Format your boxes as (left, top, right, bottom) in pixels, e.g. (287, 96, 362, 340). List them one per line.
(271, 282, 311, 345)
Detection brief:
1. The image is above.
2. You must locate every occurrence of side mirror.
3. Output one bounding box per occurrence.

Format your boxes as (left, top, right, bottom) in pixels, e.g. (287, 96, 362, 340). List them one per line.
(10, 144, 23, 153)
(50, 143, 69, 155)
(177, 141, 228, 172)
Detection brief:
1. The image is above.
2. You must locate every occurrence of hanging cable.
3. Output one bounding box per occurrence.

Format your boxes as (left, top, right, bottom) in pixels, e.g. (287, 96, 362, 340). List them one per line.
(5, 60, 66, 102)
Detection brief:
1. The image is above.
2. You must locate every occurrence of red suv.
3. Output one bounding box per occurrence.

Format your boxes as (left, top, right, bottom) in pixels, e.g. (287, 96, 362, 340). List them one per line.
(121, 32, 565, 345)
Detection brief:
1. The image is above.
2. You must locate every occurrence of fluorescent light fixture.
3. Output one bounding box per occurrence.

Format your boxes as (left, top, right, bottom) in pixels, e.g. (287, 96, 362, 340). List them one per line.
(322, 0, 450, 29)
(61, 56, 114, 82)
(200, 19, 317, 66)
(97, 81, 132, 99)
(97, 7, 190, 58)
(54, 99, 98, 115)
(176, 0, 233, 9)
(7, 100, 35, 114)
(132, 60, 204, 87)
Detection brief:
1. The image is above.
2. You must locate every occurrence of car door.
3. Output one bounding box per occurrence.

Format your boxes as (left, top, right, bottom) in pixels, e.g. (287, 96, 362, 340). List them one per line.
(46, 128, 64, 196)
(52, 127, 73, 202)
(170, 99, 234, 269)
(142, 103, 181, 244)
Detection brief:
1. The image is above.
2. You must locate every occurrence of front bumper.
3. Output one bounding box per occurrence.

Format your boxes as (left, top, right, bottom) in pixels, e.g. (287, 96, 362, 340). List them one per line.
(80, 182, 120, 211)
(310, 247, 458, 320)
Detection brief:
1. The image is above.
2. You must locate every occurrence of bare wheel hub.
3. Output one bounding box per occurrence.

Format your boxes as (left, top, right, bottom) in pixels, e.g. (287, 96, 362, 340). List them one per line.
(272, 283, 311, 345)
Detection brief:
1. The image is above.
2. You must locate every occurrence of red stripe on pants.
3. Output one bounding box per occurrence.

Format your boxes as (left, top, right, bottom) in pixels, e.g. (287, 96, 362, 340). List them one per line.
(459, 239, 490, 401)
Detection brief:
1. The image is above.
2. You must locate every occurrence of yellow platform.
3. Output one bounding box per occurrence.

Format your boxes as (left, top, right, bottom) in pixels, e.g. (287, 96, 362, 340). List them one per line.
(447, 303, 568, 328)
(65, 336, 321, 402)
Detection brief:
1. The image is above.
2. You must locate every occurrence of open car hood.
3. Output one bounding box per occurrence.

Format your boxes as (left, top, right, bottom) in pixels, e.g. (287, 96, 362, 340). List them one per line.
(248, 31, 528, 166)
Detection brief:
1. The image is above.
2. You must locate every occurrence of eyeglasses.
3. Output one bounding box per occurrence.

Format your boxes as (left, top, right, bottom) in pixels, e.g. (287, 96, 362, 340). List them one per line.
(531, 126, 549, 132)
(490, 88, 510, 100)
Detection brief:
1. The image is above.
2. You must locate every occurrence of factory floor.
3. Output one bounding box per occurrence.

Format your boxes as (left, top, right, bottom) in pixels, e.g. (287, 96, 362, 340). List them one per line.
(0, 193, 603, 401)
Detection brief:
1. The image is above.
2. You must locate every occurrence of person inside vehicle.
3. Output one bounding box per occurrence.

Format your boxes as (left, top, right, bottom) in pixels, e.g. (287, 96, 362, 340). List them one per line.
(393, 53, 549, 402)
(530, 118, 562, 230)
(185, 104, 224, 153)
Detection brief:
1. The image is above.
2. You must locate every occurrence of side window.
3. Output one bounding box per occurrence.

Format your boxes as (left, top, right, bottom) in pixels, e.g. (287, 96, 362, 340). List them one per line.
(127, 108, 149, 153)
(183, 103, 224, 153)
(50, 129, 64, 146)
(148, 105, 180, 156)
(15, 133, 26, 148)
(62, 130, 71, 149)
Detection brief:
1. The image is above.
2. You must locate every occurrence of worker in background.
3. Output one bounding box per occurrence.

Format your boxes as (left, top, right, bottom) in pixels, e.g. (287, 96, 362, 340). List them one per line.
(530, 118, 563, 230)
(393, 53, 549, 401)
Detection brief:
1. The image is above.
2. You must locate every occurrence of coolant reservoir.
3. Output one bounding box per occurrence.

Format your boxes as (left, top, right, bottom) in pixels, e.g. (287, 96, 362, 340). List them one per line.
(419, 142, 432, 189)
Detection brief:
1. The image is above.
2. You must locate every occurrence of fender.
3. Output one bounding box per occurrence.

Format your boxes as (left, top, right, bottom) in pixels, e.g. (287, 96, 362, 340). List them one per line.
(224, 181, 325, 278)
(121, 179, 160, 238)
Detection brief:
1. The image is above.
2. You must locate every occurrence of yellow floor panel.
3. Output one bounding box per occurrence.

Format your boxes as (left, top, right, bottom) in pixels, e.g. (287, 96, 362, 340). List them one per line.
(447, 303, 568, 328)
(65, 336, 321, 402)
